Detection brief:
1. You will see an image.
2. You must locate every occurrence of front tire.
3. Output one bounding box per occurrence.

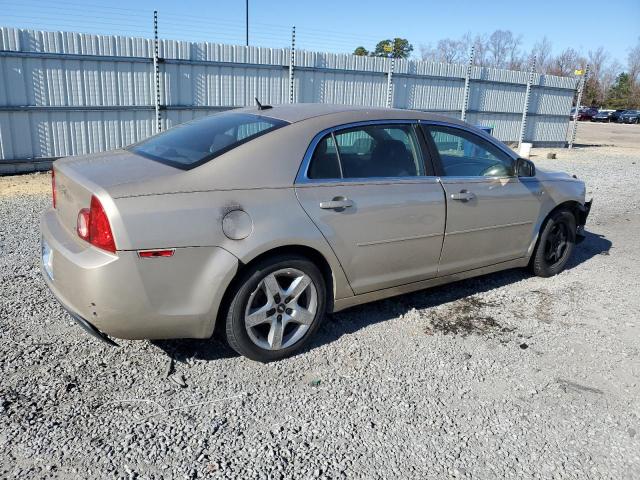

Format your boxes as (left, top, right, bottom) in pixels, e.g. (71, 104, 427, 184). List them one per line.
(531, 210, 576, 277)
(224, 254, 326, 362)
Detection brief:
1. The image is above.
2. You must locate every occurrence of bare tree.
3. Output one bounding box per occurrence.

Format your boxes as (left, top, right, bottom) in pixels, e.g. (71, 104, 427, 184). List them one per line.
(601, 60, 622, 100)
(628, 38, 640, 84)
(628, 38, 640, 106)
(437, 38, 469, 63)
(420, 38, 469, 64)
(420, 30, 524, 69)
(486, 30, 523, 69)
(531, 37, 552, 73)
(548, 48, 584, 77)
(588, 47, 609, 79)
(469, 33, 488, 66)
(413, 30, 632, 104)
(583, 47, 610, 105)
(419, 43, 437, 62)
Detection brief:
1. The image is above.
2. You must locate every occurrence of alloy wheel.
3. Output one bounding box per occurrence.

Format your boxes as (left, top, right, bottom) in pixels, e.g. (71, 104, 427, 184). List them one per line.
(244, 268, 318, 351)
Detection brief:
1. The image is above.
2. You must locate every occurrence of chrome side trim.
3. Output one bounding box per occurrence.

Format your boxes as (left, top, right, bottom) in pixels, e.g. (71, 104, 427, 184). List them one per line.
(356, 232, 442, 247)
(294, 177, 442, 188)
(446, 221, 533, 236)
(439, 176, 518, 183)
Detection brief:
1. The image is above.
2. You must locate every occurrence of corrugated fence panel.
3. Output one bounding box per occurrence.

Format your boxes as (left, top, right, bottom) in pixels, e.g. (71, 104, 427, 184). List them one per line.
(0, 26, 579, 167)
(529, 86, 575, 116)
(0, 110, 157, 158)
(396, 77, 465, 112)
(525, 116, 572, 145)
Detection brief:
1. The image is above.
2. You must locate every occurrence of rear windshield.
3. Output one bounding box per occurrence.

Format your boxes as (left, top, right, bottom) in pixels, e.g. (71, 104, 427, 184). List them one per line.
(129, 112, 287, 169)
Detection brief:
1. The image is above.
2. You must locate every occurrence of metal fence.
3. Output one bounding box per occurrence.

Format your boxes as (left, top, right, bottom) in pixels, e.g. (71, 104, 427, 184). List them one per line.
(0, 27, 579, 173)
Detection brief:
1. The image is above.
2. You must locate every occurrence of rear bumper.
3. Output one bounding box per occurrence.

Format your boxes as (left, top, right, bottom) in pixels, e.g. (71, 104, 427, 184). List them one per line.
(40, 208, 239, 340)
(46, 283, 118, 346)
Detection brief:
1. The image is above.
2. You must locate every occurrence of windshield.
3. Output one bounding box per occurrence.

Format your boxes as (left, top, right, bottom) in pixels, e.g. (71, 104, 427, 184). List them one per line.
(129, 112, 287, 169)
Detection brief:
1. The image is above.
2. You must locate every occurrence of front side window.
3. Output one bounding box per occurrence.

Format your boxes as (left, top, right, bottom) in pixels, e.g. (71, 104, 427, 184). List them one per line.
(306, 124, 426, 180)
(129, 113, 287, 169)
(427, 125, 515, 177)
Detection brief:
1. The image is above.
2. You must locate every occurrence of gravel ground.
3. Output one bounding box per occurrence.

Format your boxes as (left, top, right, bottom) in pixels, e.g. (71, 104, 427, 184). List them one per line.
(1, 146, 640, 479)
(573, 122, 639, 149)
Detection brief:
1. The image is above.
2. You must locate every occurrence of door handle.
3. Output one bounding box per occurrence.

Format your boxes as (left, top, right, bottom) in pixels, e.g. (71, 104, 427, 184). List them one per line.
(450, 190, 476, 202)
(319, 196, 354, 210)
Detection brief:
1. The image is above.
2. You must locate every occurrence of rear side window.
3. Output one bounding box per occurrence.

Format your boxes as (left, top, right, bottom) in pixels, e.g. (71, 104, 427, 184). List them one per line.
(307, 135, 342, 179)
(306, 124, 426, 180)
(129, 113, 287, 169)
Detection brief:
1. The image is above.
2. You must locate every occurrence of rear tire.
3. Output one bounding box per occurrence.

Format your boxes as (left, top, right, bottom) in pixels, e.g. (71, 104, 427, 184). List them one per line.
(224, 254, 326, 362)
(531, 210, 576, 277)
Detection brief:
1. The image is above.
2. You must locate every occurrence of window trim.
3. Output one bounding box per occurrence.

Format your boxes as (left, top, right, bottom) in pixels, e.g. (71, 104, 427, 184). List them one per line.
(419, 121, 518, 179)
(331, 131, 346, 179)
(296, 119, 435, 185)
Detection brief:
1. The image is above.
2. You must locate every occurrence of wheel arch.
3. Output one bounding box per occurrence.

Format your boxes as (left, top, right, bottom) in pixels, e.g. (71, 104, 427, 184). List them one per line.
(546, 200, 583, 224)
(215, 244, 347, 338)
(244, 245, 336, 308)
(527, 200, 583, 259)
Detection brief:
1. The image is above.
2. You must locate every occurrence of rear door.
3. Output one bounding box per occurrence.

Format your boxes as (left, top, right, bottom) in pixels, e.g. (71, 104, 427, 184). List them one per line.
(295, 121, 446, 295)
(422, 123, 543, 276)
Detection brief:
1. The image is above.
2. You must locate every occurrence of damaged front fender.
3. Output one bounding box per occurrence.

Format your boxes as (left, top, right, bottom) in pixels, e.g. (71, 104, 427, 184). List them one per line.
(576, 200, 592, 244)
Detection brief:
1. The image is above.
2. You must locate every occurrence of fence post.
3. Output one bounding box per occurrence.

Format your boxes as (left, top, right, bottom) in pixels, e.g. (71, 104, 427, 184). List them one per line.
(152, 10, 162, 133)
(460, 46, 475, 122)
(385, 56, 395, 108)
(288, 26, 295, 104)
(518, 55, 537, 150)
(568, 64, 590, 149)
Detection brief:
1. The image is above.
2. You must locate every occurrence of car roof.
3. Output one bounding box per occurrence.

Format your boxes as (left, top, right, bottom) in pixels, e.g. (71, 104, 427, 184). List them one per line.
(107, 103, 505, 198)
(230, 103, 466, 126)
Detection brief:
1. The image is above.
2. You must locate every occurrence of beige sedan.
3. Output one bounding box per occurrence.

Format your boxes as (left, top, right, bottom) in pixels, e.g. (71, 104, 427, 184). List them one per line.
(41, 104, 591, 361)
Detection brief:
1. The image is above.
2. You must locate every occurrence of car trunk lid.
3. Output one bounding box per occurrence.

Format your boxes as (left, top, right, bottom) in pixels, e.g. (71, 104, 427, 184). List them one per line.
(58, 149, 178, 190)
(52, 150, 178, 237)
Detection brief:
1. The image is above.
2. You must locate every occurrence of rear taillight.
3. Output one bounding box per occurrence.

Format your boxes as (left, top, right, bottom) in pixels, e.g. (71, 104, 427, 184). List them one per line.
(76, 195, 116, 253)
(51, 169, 57, 208)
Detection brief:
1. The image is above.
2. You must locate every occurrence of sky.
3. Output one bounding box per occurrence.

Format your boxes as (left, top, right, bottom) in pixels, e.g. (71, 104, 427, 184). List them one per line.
(1, 0, 639, 67)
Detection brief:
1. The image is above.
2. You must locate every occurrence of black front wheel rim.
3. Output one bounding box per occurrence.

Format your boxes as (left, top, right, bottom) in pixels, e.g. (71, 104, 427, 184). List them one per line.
(544, 223, 569, 264)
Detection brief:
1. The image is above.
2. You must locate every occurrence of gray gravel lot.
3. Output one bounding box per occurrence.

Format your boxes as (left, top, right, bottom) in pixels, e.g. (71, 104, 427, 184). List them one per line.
(1, 145, 640, 479)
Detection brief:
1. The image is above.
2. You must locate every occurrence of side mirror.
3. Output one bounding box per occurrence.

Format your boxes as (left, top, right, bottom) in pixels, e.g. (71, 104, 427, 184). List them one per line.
(516, 157, 536, 177)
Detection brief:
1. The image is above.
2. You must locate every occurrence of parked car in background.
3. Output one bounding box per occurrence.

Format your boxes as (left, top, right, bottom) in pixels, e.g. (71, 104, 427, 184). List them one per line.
(610, 109, 627, 122)
(618, 110, 640, 124)
(571, 107, 599, 121)
(591, 110, 614, 122)
(41, 104, 591, 361)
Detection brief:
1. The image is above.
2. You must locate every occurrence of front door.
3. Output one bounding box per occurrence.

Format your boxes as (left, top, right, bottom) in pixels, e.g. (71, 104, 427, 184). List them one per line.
(295, 122, 446, 294)
(423, 123, 543, 276)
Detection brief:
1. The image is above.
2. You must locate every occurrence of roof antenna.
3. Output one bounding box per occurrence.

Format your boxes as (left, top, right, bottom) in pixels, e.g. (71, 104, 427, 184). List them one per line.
(255, 97, 272, 110)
